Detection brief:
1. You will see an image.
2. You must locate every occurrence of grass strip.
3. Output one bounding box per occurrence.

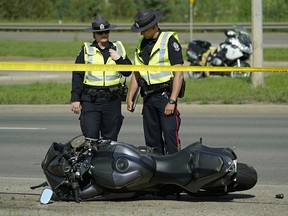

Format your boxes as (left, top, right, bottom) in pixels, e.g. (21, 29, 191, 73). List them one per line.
(0, 39, 287, 61)
(0, 74, 287, 104)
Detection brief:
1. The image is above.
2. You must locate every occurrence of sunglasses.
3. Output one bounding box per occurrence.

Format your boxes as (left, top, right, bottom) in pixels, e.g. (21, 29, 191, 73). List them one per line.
(96, 30, 110, 35)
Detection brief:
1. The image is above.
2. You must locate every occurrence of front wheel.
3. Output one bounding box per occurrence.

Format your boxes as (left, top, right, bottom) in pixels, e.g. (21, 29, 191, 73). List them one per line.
(188, 72, 205, 79)
(230, 61, 251, 78)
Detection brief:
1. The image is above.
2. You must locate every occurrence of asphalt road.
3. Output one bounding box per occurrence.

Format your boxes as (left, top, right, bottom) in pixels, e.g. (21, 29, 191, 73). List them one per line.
(1, 31, 287, 48)
(0, 104, 287, 215)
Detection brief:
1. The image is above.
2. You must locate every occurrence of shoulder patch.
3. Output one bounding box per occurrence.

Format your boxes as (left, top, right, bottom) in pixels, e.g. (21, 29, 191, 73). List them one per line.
(173, 42, 180, 52)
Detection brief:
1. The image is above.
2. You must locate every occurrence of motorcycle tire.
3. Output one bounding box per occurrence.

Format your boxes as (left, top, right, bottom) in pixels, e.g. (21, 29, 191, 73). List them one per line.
(230, 61, 251, 78)
(187, 63, 206, 79)
(229, 162, 258, 192)
(188, 72, 205, 79)
(194, 163, 257, 196)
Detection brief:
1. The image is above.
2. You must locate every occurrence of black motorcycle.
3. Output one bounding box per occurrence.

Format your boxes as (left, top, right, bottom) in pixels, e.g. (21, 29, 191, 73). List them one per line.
(39, 135, 257, 203)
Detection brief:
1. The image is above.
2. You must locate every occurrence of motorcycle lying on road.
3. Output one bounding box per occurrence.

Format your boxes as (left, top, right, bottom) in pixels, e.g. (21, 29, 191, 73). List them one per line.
(186, 25, 252, 79)
(38, 135, 257, 203)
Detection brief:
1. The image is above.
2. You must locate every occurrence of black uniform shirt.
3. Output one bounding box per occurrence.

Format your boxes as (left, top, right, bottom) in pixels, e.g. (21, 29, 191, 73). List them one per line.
(139, 31, 184, 65)
(71, 40, 132, 102)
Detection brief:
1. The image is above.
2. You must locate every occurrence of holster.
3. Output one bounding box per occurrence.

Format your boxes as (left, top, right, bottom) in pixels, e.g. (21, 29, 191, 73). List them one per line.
(137, 76, 170, 97)
(119, 78, 128, 102)
(137, 76, 149, 97)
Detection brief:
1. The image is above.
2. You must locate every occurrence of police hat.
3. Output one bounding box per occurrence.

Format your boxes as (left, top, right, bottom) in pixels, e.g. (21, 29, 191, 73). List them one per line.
(131, 9, 162, 32)
(85, 15, 117, 32)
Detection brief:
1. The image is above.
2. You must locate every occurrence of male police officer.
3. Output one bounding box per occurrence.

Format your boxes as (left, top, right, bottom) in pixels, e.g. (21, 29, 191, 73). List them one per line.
(71, 15, 131, 141)
(127, 9, 184, 155)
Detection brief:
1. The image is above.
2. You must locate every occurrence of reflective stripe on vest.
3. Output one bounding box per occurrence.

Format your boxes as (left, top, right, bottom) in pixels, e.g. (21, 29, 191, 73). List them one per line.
(83, 41, 126, 86)
(135, 32, 179, 85)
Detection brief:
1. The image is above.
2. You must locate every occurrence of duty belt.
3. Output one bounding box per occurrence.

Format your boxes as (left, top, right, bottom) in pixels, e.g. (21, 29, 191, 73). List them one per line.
(143, 82, 170, 96)
(146, 82, 170, 91)
(82, 85, 120, 101)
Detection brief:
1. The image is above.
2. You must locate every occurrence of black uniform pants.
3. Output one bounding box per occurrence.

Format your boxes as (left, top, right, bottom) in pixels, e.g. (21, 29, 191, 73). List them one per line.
(80, 96, 123, 141)
(142, 93, 181, 155)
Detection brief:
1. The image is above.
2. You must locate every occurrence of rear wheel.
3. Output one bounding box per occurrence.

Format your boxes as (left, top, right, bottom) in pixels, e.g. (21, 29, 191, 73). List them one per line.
(230, 61, 251, 78)
(187, 62, 206, 79)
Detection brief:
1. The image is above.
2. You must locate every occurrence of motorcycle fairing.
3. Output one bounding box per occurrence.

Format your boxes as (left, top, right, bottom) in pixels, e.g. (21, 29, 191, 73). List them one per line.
(41, 142, 71, 189)
(224, 44, 244, 60)
(237, 31, 253, 54)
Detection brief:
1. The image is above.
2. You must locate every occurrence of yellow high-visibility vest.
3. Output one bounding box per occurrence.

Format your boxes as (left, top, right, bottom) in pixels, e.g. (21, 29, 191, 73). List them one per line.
(83, 41, 126, 86)
(134, 32, 179, 85)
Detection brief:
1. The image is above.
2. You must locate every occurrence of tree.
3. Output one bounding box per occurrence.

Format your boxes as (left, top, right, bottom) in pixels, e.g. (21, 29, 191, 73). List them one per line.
(108, 0, 138, 22)
(0, 0, 287, 22)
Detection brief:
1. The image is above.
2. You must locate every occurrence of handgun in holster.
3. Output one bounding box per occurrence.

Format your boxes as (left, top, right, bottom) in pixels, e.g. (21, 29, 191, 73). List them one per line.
(137, 76, 149, 97)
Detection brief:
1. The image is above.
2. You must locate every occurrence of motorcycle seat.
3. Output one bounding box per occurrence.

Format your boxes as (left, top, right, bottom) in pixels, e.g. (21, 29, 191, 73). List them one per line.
(151, 149, 193, 185)
(192, 152, 224, 179)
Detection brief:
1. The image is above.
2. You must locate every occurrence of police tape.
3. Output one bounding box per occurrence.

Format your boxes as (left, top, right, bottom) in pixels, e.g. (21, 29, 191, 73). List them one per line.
(0, 61, 287, 73)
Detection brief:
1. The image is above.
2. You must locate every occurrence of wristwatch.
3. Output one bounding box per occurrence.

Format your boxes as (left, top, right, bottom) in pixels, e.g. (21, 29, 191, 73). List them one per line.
(168, 99, 176, 104)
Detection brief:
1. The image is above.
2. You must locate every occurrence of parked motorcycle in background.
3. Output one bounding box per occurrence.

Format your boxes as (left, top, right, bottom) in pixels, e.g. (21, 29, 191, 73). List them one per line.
(186, 25, 252, 79)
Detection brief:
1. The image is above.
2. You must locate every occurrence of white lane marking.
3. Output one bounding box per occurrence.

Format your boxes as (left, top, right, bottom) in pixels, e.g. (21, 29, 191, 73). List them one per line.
(0, 127, 47, 130)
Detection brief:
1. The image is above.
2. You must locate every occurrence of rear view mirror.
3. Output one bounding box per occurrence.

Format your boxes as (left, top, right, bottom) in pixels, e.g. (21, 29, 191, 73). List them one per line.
(40, 188, 53, 204)
(69, 135, 86, 148)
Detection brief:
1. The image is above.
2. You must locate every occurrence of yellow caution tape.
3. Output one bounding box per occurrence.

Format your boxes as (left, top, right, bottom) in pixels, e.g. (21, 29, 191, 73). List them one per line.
(0, 61, 287, 73)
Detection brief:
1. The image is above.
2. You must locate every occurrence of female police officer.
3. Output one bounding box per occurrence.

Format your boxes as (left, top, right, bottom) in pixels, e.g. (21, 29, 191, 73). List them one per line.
(71, 15, 131, 141)
(127, 9, 184, 155)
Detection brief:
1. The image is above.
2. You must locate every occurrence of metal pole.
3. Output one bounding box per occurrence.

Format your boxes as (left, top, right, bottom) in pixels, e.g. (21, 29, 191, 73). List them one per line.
(190, 4, 193, 42)
(251, 0, 264, 87)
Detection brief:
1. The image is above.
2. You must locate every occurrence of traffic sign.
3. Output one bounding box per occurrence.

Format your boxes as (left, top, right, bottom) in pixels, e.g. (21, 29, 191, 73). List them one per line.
(189, 0, 196, 4)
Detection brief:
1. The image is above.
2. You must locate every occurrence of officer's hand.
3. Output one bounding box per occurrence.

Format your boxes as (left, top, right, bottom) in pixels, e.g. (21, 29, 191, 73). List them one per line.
(164, 103, 175, 116)
(109, 49, 121, 60)
(127, 100, 134, 113)
(71, 101, 81, 114)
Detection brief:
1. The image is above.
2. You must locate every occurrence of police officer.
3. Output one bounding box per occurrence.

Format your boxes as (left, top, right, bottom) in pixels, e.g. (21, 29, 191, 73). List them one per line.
(127, 9, 184, 155)
(71, 15, 131, 141)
